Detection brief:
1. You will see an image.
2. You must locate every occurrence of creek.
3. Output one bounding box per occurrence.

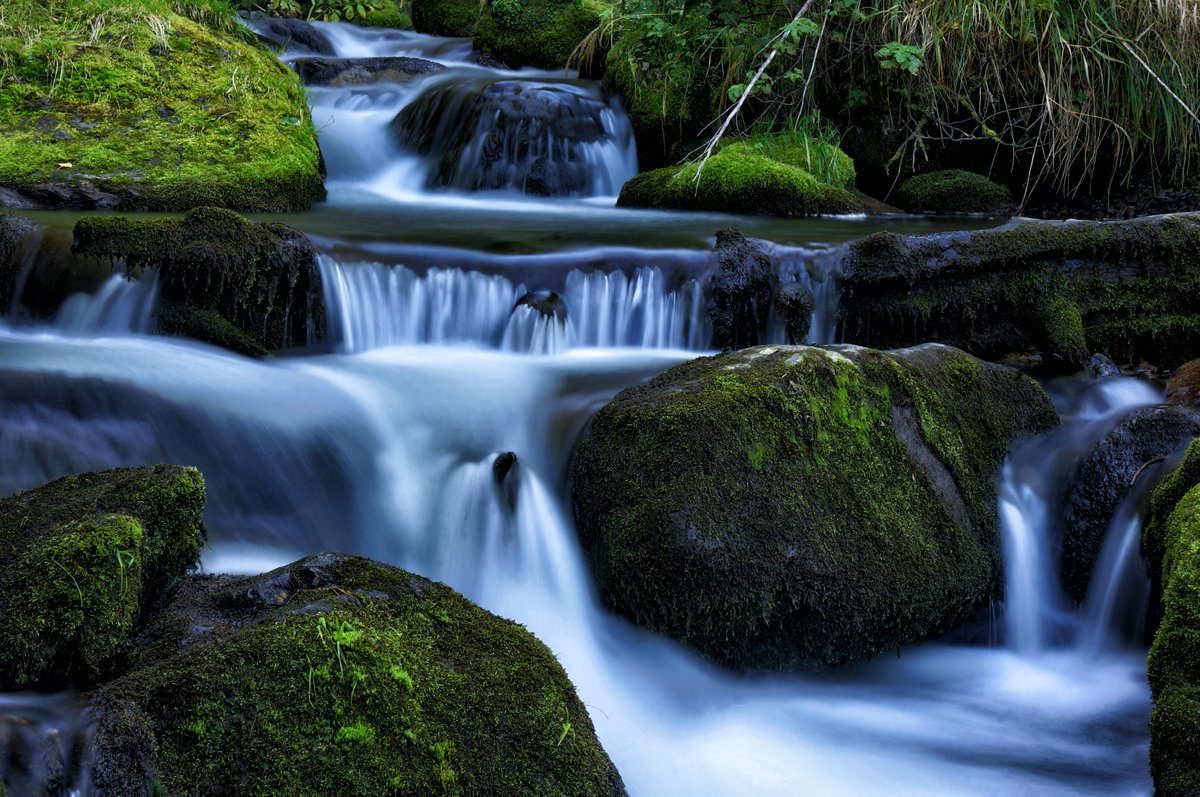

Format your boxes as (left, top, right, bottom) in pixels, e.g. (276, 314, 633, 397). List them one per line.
(0, 20, 1159, 796)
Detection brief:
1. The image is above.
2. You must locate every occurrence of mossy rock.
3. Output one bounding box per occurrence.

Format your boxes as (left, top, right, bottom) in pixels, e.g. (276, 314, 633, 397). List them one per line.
(89, 552, 626, 797)
(0, 3, 324, 212)
(617, 149, 862, 218)
(0, 210, 40, 314)
(474, 0, 600, 69)
(895, 170, 1011, 214)
(359, 2, 415, 29)
(0, 465, 206, 689)
(840, 213, 1200, 369)
(1144, 440, 1200, 795)
(72, 207, 325, 354)
(411, 0, 481, 36)
(571, 343, 1058, 669)
(719, 135, 856, 191)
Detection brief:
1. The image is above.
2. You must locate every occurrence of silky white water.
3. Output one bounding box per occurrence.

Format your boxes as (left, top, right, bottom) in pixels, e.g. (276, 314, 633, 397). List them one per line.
(0, 325, 1153, 795)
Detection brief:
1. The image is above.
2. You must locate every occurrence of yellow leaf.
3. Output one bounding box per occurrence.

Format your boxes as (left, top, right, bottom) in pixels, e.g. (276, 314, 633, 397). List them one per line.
(57, 162, 73, 168)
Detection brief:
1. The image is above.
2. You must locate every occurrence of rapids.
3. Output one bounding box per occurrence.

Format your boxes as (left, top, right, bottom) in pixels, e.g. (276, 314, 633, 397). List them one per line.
(0, 18, 1163, 796)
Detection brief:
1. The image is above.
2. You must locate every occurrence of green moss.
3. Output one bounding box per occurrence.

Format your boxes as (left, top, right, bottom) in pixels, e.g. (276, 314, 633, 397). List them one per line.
(474, 0, 599, 69)
(410, 0, 480, 36)
(358, 2, 414, 28)
(603, 40, 707, 157)
(72, 207, 324, 354)
(895, 170, 1011, 214)
(571, 344, 1057, 669)
(1145, 440, 1200, 794)
(90, 553, 626, 797)
(719, 134, 856, 190)
(0, 2, 323, 211)
(840, 214, 1200, 368)
(617, 148, 862, 218)
(0, 465, 206, 688)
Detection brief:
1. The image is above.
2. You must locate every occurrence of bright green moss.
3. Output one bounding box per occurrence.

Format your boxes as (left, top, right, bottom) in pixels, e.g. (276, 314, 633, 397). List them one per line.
(90, 553, 626, 796)
(571, 344, 1057, 669)
(474, 0, 599, 69)
(0, 465, 206, 688)
(617, 148, 862, 218)
(895, 170, 1011, 214)
(719, 133, 856, 190)
(0, 2, 323, 211)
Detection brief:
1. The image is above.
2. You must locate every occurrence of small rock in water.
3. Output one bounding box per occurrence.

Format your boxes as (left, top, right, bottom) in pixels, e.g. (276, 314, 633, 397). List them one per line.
(494, 451, 520, 513)
(1086, 352, 1120, 380)
(774, 281, 814, 344)
(513, 289, 567, 323)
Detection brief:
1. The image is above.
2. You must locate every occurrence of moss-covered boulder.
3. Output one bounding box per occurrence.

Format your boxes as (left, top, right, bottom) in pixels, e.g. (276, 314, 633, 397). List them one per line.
(840, 213, 1200, 369)
(89, 552, 625, 797)
(0, 210, 40, 314)
(1144, 439, 1200, 795)
(474, 0, 600, 69)
(617, 148, 862, 217)
(0, 2, 324, 212)
(571, 343, 1058, 669)
(719, 135, 857, 191)
(0, 466, 206, 689)
(895, 170, 1011, 215)
(72, 208, 325, 356)
(411, 0, 480, 36)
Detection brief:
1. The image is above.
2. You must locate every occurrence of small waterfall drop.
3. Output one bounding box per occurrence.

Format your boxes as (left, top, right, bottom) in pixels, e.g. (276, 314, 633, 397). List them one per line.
(998, 377, 1161, 652)
(53, 274, 160, 335)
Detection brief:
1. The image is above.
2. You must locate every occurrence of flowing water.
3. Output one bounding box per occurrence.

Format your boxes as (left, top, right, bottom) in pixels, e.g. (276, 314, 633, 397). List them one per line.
(0, 19, 1164, 796)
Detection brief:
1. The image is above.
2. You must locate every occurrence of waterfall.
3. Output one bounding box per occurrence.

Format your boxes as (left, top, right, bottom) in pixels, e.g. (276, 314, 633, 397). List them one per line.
(53, 274, 160, 335)
(998, 377, 1160, 652)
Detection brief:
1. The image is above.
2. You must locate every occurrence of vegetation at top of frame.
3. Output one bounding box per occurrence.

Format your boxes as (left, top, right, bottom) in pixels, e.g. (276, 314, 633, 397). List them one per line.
(246, 0, 411, 28)
(0, 0, 324, 211)
(595, 0, 1200, 201)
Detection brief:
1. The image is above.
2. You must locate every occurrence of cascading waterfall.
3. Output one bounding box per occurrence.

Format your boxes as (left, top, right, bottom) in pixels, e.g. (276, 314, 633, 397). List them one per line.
(53, 274, 160, 335)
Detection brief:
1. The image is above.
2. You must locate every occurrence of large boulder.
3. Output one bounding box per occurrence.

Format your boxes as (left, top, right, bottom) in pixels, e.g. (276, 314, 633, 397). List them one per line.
(473, 0, 600, 70)
(1059, 405, 1200, 604)
(89, 552, 626, 797)
(0, 466, 206, 689)
(839, 213, 1200, 369)
(0, 5, 324, 212)
(894, 169, 1011, 215)
(617, 148, 862, 217)
(1144, 440, 1200, 795)
(571, 343, 1058, 669)
(72, 207, 325, 356)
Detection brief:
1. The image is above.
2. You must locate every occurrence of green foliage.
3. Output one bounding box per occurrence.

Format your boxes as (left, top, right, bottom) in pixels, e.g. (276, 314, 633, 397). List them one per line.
(474, 0, 598, 69)
(874, 41, 923, 75)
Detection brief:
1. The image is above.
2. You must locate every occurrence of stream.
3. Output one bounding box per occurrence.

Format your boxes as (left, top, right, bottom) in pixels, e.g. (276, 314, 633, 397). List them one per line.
(0, 20, 1160, 796)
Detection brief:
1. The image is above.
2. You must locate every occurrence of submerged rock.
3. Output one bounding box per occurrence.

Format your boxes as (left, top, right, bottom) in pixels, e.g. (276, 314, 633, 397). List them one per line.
(617, 148, 863, 218)
(513, 289, 567, 323)
(1060, 405, 1200, 603)
(840, 213, 1200, 369)
(292, 56, 443, 87)
(774, 282, 815, 344)
(89, 552, 626, 796)
(1143, 440, 1200, 795)
(0, 466, 206, 689)
(708, 229, 776, 350)
(474, 0, 600, 70)
(493, 451, 520, 513)
(250, 18, 336, 56)
(71, 207, 325, 355)
(0, 210, 39, 315)
(571, 343, 1057, 669)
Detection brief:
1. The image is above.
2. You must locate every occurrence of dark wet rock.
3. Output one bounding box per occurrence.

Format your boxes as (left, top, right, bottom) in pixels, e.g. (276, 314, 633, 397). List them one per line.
(390, 80, 609, 197)
(493, 451, 520, 513)
(840, 213, 1200, 369)
(0, 182, 121, 212)
(571, 343, 1057, 670)
(88, 552, 626, 797)
(0, 466, 206, 689)
(1087, 353, 1121, 380)
(894, 170, 1012, 215)
(513, 289, 566, 323)
(774, 281, 814, 344)
(1060, 405, 1200, 603)
(709, 229, 776, 350)
(1166, 359, 1200, 407)
(71, 207, 324, 355)
(292, 56, 443, 87)
(0, 210, 40, 315)
(252, 18, 335, 55)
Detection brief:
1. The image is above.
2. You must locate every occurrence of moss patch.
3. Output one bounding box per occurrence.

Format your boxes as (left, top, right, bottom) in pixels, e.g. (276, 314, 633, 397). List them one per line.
(1145, 440, 1200, 795)
(895, 170, 1011, 214)
(411, 0, 480, 36)
(0, 1, 324, 211)
(474, 0, 599, 69)
(0, 465, 206, 689)
(719, 133, 856, 191)
(90, 552, 626, 797)
(72, 207, 324, 354)
(840, 213, 1200, 369)
(571, 343, 1057, 669)
(617, 148, 862, 218)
